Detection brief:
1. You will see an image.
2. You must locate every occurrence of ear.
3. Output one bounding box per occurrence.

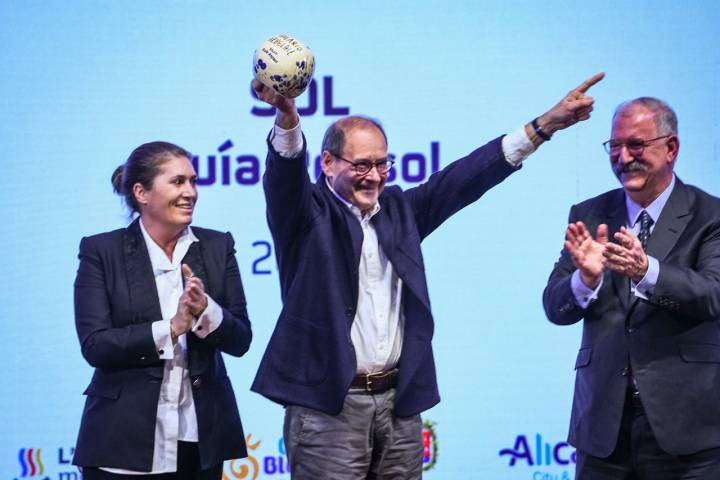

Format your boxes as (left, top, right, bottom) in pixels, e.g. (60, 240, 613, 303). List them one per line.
(321, 150, 335, 177)
(132, 182, 149, 207)
(666, 135, 680, 164)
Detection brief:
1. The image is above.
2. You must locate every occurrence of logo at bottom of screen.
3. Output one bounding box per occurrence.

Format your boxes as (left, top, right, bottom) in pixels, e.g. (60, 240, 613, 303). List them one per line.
(13, 447, 78, 480)
(499, 433, 576, 479)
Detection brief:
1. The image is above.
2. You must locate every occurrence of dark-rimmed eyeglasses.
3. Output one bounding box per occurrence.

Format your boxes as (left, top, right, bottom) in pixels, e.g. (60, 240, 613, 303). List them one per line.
(331, 153, 394, 175)
(602, 135, 671, 155)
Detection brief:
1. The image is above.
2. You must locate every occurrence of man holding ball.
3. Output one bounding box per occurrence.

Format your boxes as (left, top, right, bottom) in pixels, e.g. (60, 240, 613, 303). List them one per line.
(251, 62, 603, 478)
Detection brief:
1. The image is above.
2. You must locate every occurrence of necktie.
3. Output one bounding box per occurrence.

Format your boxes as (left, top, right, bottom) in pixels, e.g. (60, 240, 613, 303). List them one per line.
(638, 210, 653, 250)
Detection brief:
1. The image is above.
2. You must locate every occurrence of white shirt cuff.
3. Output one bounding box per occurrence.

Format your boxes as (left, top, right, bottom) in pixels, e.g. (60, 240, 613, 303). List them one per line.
(151, 320, 174, 360)
(571, 270, 603, 309)
(270, 122, 303, 158)
(501, 126, 536, 167)
(632, 256, 659, 300)
(191, 294, 223, 339)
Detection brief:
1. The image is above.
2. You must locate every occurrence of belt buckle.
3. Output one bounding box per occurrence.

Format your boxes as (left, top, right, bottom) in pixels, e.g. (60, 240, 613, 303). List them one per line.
(365, 371, 386, 392)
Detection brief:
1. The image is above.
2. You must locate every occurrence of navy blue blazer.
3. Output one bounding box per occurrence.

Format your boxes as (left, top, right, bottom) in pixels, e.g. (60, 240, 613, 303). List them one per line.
(543, 179, 720, 456)
(252, 135, 518, 417)
(73, 219, 252, 471)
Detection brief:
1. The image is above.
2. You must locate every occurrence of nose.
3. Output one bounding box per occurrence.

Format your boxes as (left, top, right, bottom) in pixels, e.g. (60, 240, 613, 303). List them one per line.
(617, 144, 635, 164)
(182, 182, 197, 199)
(364, 165, 382, 182)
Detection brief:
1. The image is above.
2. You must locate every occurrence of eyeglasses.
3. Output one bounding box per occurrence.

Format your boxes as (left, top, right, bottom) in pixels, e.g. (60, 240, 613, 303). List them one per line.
(602, 135, 671, 155)
(331, 153, 394, 175)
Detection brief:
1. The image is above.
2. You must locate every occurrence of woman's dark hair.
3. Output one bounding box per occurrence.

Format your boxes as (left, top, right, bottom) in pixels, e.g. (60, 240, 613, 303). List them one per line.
(111, 141, 192, 214)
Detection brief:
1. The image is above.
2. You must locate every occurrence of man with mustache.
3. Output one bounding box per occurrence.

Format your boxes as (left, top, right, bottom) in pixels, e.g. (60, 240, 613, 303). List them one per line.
(543, 98, 720, 479)
(252, 73, 603, 479)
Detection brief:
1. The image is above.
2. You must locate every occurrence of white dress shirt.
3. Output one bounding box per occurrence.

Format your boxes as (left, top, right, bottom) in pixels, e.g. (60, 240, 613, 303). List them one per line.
(271, 121, 535, 373)
(101, 219, 224, 474)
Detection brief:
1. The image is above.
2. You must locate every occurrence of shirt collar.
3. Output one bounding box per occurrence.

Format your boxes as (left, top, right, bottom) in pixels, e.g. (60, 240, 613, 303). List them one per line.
(324, 176, 381, 221)
(139, 218, 198, 274)
(625, 174, 676, 227)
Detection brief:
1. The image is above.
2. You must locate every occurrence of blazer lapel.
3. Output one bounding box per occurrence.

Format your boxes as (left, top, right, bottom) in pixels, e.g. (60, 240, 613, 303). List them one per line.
(645, 180, 691, 261)
(182, 241, 208, 295)
(372, 205, 432, 313)
(320, 177, 364, 318)
(628, 180, 690, 310)
(602, 191, 632, 310)
(123, 219, 164, 378)
(182, 239, 213, 377)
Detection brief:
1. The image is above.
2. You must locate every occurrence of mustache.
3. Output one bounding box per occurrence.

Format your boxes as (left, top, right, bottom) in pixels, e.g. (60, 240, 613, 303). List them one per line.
(614, 160, 647, 174)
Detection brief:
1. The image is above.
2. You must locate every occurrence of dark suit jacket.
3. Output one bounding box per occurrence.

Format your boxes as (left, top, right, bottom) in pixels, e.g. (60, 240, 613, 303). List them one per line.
(72, 219, 252, 471)
(543, 179, 720, 456)
(251, 135, 518, 417)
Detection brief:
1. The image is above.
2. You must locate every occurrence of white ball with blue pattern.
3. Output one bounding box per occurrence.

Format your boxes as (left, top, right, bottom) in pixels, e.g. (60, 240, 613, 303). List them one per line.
(253, 34, 316, 99)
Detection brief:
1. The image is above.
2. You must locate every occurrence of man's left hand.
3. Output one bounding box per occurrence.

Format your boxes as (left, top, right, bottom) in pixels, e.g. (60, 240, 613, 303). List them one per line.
(604, 227, 649, 282)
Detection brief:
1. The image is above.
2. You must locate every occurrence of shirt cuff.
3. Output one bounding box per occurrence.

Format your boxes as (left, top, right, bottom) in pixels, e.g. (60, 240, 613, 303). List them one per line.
(191, 294, 223, 339)
(501, 126, 536, 167)
(270, 122, 303, 158)
(151, 320, 174, 360)
(571, 270, 603, 309)
(632, 256, 659, 300)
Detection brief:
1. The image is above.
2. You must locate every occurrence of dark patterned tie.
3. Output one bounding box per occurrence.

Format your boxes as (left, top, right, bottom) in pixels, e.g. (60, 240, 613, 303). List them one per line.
(638, 210, 653, 250)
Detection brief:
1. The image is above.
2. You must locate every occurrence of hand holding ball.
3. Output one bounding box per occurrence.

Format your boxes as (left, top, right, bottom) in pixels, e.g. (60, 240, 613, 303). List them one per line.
(253, 35, 315, 99)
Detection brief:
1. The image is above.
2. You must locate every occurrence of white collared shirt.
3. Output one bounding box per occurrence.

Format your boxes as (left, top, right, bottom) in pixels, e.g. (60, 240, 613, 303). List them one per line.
(101, 219, 223, 474)
(325, 179, 405, 373)
(271, 121, 535, 374)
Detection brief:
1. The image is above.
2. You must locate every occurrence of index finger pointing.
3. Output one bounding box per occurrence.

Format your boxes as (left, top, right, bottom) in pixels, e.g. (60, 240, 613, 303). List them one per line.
(575, 72, 605, 94)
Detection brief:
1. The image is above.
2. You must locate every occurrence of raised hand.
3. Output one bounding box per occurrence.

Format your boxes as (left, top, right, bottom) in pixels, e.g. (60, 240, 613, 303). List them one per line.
(171, 292, 194, 343)
(181, 264, 208, 317)
(604, 227, 649, 282)
(537, 72, 605, 134)
(565, 221, 608, 289)
(251, 79, 299, 129)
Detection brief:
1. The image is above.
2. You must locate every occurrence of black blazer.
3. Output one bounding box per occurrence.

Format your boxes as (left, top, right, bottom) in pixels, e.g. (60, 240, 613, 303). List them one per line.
(543, 179, 720, 456)
(252, 135, 519, 417)
(72, 219, 252, 471)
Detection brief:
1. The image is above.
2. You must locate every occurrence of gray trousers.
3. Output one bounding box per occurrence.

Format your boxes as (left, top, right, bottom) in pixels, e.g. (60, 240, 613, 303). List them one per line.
(283, 388, 423, 479)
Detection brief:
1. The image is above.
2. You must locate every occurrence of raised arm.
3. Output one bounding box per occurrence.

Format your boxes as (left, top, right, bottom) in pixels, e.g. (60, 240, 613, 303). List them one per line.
(254, 80, 318, 244)
(408, 73, 605, 238)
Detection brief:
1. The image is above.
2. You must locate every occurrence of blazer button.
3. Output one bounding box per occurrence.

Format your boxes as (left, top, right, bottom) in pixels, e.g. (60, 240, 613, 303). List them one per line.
(621, 367, 629, 376)
(140, 356, 147, 361)
(345, 307, 354, 317)
(626, 327, 634, 334)
(192, 378, 202, 388)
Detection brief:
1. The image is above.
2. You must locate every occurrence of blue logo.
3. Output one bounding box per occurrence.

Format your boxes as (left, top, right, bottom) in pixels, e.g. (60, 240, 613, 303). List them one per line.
(499, 434, 576, 466)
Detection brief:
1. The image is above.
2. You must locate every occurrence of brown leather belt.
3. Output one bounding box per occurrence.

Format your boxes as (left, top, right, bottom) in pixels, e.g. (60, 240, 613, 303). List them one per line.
(351, 369, 398, 393)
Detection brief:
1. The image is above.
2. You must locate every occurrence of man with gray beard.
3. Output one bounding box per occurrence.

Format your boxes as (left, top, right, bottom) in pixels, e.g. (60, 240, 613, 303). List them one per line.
(543, 97, 720, 478)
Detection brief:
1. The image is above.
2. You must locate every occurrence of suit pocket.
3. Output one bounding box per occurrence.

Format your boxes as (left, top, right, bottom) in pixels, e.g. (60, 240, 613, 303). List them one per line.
(575, 347, 592, 369)
(679, 343, 720, 363)
(83, 381, 122, 400)
(270, 314, 329, 386)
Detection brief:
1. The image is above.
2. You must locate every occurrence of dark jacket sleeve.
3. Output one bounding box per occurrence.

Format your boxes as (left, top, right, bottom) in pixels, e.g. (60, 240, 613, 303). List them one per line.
(650, 220, 720, 321)
(403, 136, 518, 240)
(263, 135, 317, 247)
(74, 236, 159, 369)
(543, 204, 589, 326)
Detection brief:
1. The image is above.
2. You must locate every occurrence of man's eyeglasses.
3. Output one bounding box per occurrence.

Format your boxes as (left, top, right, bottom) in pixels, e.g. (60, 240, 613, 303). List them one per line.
(602, 135, 671, 155)
(331, 153, 394, 175)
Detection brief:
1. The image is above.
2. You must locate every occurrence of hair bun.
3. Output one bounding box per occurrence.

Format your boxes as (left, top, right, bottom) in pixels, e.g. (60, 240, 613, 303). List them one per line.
(111, 165, 125, 195)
